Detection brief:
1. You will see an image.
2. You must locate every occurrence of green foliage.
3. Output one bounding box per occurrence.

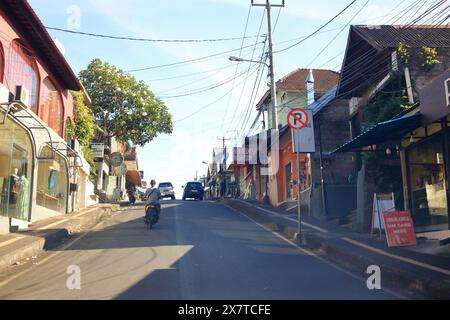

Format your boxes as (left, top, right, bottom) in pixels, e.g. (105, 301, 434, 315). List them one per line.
(66, 91, 97, 183)
(66, 91, 96, 147)
(421, 46, 440, 72)
(360, 77, 410, 208)
(364, 95, 409, 127)
(79, 58, 173, 146)
(397, 42, 410, 65)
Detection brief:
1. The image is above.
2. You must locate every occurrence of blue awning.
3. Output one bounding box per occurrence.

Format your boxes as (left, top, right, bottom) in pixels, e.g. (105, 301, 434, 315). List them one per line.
(332, 113, 422, 153)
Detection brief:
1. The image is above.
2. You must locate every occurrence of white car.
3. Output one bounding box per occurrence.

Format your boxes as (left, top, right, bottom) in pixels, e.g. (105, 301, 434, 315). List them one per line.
(158, 182, 175, 200)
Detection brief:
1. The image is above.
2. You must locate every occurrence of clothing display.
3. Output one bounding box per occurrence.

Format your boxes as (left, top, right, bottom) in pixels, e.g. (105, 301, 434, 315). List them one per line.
(16, 175, 29, 220)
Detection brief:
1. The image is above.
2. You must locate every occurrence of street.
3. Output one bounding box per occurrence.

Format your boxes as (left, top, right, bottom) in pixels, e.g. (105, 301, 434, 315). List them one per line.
(0, 200, 400, 300)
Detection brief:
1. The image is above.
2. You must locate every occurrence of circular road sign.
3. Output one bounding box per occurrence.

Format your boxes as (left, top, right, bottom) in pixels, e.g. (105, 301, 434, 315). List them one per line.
(287, 108, 309, 130)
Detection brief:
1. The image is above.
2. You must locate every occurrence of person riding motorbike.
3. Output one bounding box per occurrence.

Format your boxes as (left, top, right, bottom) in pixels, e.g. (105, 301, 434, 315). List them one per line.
(126, 182, 137, 205)
(144, 179, 162, 222)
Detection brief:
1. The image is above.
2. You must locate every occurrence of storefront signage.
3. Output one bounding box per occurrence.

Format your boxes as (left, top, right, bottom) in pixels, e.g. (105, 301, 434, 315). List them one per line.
(371, 193, 395, 234)
(91, 143, 105, 158)
(382, 211, 417, 247)
(420, 69, 450, 125)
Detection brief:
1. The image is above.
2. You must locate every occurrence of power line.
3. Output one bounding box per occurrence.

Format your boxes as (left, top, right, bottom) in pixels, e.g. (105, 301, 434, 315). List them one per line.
(220, 4, 254, 134)
(274, 0, 358, 54)
(173, 66, 260, 123)
(306, 0, 370, 68)
(45, 26, 263, 43)
(125, 41, 265, 73)
(157, 64, 259, 99)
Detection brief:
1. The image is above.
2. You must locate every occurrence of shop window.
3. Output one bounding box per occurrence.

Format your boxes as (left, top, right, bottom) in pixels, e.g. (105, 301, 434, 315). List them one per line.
(407, 134, 448, 231)
(36, 147, 68, 214)
(0, 115, 33, 221)
(40, 78, 64, 136)
(6, 41, 39, 113)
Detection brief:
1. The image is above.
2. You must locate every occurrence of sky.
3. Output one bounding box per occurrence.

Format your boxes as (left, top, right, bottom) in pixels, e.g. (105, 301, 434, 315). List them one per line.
(27, 0, 427, 196)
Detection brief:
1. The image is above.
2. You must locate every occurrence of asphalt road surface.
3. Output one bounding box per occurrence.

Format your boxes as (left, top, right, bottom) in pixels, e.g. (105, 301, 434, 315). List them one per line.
(0, 200, 402, 300)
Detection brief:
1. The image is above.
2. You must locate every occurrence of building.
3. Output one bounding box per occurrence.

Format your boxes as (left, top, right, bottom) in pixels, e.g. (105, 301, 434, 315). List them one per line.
(256, 68, 340, 130)
(333, 25, 450, 232)
(259, 69, 340, 207)
(0, 0, 85, 232)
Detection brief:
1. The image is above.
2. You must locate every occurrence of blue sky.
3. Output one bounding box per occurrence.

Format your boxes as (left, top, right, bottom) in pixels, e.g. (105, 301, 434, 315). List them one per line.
(28, 0, 422, 196)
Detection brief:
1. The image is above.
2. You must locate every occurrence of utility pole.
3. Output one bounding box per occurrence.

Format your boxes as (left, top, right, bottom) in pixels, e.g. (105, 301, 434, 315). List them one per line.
(217, 136, 232, 170)
(251, 0, 285, 130)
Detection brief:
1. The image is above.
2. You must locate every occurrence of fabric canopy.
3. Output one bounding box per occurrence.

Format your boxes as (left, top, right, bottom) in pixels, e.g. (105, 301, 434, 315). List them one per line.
(125, 170, 142, 187)
(332, 113, 422, 153)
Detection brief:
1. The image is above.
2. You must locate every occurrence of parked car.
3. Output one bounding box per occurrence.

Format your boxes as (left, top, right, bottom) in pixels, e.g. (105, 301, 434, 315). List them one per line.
(182, 182, 204, 201)
(158, 182, 176, 200)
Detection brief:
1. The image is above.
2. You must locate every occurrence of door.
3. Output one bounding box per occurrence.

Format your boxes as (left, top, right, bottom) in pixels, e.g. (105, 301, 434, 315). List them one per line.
(285, 163, 292, 200)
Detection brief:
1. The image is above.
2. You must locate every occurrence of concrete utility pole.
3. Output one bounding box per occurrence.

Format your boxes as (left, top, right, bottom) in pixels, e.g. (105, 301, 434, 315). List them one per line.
(251, 0, 285, 130)
(217, 136, 232, 170)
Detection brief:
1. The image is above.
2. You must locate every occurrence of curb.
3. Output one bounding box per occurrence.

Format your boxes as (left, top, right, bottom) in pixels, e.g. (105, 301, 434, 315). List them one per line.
(0, 204, 121, 273)
(221, 198, 450, 300)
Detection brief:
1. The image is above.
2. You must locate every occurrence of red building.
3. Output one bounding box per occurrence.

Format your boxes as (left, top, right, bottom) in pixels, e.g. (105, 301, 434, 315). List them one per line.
(0, 0, 83, 232)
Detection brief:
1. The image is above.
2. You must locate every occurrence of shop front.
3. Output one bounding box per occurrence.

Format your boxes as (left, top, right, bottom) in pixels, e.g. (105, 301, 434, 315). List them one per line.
(401, 70, 450, 232)
(0, 113, 33, 222)
(0, 107, 75, 230)
(404, 128, 449, 232)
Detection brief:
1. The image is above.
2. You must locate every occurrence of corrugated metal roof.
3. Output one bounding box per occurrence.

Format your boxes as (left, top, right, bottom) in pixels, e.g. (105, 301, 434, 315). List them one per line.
(309, 86, 337, 116)
(353, 25, 450, 49)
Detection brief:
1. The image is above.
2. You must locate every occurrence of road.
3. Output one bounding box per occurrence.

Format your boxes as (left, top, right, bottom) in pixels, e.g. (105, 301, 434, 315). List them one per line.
(0, 200, 401, 300)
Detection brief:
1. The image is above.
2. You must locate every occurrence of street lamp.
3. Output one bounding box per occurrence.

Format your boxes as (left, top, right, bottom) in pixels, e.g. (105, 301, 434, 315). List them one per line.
(228, 55, 277, 129)
(228, 56, 269, 67)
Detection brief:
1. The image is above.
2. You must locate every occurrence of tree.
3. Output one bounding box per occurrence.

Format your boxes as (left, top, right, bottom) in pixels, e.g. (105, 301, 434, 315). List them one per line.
(65, 90, 97, 181)
(79, 58, 173, 146)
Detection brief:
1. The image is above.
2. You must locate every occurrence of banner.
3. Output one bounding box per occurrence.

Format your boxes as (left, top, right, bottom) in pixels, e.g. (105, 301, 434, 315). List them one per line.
(382, 211, 417, 247)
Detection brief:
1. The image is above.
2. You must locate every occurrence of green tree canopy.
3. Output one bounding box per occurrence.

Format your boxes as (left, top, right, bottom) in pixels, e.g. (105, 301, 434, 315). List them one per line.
(79, 58, 173, 146)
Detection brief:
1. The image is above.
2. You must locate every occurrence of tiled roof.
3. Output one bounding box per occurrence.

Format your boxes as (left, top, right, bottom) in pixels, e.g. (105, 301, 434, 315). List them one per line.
(276, 69, 340, 93)
(352, 25, 450, 49)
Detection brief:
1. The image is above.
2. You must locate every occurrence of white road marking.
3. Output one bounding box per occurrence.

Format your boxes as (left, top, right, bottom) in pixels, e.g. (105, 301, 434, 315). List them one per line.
(223, 204, 408, 300)
(343, 237, 450, 277)
(0, 236, 23, 248)
(235, 201, 450, 277)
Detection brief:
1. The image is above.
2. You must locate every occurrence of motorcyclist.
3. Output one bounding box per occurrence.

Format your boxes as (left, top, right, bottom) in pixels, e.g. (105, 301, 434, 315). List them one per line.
(144, 179, 162, 218)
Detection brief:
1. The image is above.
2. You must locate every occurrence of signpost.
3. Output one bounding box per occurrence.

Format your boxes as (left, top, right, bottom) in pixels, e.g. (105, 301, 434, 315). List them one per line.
(287, 108, 314, 241)
(91, 143, 105, 158)
(382, 211, 417, 247)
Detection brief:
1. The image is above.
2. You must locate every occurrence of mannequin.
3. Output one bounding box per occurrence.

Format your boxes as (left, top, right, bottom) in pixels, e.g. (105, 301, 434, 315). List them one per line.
(9, 167, 20, 205)
(16, 169, 29, 220)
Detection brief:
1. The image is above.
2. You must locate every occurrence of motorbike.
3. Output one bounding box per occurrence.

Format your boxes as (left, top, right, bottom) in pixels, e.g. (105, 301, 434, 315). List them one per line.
(144, 203, 159, 229)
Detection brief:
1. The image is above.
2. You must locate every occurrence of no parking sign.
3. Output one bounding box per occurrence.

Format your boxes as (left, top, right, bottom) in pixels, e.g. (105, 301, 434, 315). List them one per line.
(288, 108, 315, 153)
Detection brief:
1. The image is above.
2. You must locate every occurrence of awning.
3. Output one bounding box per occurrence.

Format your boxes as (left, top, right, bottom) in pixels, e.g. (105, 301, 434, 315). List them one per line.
(332, 113, 422, 153)
(125, 170, 142, 187)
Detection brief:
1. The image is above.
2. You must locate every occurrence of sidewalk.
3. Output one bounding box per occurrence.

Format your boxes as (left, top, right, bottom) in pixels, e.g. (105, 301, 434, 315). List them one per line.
(0, 203, 128, 273)
(221, 198, 450, 299)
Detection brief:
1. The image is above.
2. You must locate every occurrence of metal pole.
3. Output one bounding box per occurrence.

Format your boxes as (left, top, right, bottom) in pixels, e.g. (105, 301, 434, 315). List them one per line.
(317, 116, 328, 217)
(296, 130, 302, 239)
(266, 0, 278, 130)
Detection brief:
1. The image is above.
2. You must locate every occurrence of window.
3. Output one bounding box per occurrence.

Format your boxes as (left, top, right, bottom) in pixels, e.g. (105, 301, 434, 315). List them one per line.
(40, 78, 64, 135)
(7, 41, 39, 112)
(158, 183, 173, 188)
(0, 115, 33, 221)
(36, 147, 68, 214)
(407, 134, 448, 231)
